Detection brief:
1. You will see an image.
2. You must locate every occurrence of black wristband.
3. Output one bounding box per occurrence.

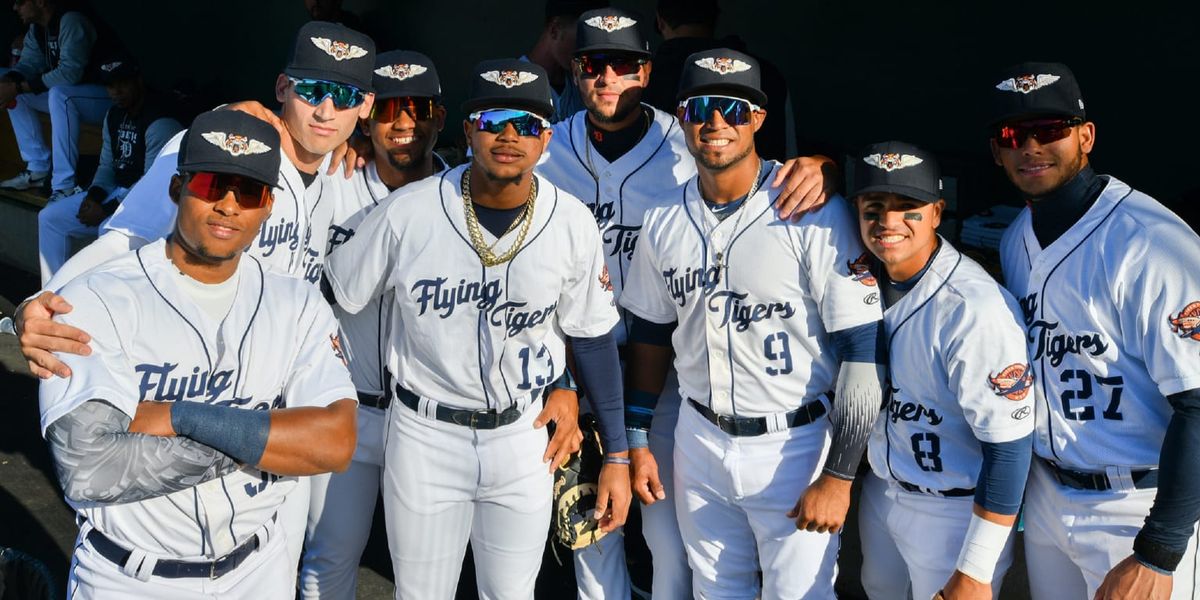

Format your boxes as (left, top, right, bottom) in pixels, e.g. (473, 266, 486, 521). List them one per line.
(1133, 532, 1184, 572)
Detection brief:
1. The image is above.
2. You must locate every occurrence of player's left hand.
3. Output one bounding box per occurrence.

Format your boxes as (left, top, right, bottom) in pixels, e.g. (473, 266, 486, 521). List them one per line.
(76, 197, 106, 227)
(771, 155, 839, 220)
(128, 401, 177, 437)
(535, 388, 582, 472)
(787, 472, 852, 533)
(938, 569, 992, 600)
(595, 457, 632, 533)
(1094, 555, 1172, 600)
(327, 135, 370, 179)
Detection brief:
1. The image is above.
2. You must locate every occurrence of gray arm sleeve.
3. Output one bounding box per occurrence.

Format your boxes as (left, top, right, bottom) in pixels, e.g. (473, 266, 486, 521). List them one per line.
(45, 400, 239, 505)
(823, 361, 886, 479)
(144, 118, 184, 171)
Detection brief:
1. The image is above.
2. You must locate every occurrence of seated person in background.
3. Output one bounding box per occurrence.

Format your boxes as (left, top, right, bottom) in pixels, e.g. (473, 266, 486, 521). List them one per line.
(0, 0, 120, 201)
(37, 58, 182, 286)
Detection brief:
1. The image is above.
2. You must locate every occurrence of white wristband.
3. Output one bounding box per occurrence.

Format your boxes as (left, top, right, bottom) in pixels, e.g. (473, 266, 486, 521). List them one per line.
(954, 512, 1013, 584)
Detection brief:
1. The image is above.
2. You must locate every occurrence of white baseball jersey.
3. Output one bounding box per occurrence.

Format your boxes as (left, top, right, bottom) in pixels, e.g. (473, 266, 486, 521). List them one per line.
(322, 159, 449, 394)
(103, 129, 334, 285)
(537, 105, 694, 343)
(867, 239, 1034, 492)
(1000, 175, 1200, 470)
(39, 238, 356, 559)
(324, 164, 619, 410)
(620, 162, 882, 416)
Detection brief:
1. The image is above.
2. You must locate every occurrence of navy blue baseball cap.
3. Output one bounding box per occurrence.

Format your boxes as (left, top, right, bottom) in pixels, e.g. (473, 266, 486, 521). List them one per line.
(575, 8, 651, 57)
(989, 61, 1085, 125)
(178, 111, 282, 188)
(373, 50, 440, 100)
(98, 58, 140, 85)
(851, 141, 941, 203)
(462, 59, 555, 118)
(285, 21, 376, 92)
(677, 48, 767, 107)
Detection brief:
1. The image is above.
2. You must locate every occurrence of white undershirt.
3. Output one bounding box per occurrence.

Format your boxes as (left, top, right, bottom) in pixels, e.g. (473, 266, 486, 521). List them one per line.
(173, 267, 240, 323)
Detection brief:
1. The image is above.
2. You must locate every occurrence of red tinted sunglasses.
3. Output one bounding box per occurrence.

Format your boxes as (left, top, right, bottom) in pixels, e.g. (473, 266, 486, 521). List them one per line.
(575, 53, 647, 79)
(369, 96, 438, 123)
(185, 171, 274, 209)
(994, 117, 1083, 149)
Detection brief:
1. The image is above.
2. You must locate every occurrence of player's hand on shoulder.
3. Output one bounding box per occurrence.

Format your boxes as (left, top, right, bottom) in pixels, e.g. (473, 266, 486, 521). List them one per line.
(595, 454, 632, 533)
(17, 291, 90, 379)
(938, 569, 993, 600)
(128, 401, 177, 438)
(771, 154, 839, 221)
(536, 388, 581, 472)
(630, 446, 666, 505)
(222, 101, 291, 151)
(787, 472, 853, 534)
(1094, 555, 1172, 600)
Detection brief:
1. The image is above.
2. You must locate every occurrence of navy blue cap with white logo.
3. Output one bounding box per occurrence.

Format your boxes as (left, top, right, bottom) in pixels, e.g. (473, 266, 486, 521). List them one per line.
(989, 61, 1085, 125)
(461, 59, 555, 118)
(851, 141, 941, 203)
(98, 57, 140, 85)
(677, 48, 767, 107)
(575, 8, 651, 57)
(177, 111, 282, 188)
(373, 50, 440, 100)
(285, 21, 376, 92)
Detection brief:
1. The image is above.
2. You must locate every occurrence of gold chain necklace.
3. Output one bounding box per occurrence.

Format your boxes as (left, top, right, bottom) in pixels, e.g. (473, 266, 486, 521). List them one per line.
(461, 167, 537, 267)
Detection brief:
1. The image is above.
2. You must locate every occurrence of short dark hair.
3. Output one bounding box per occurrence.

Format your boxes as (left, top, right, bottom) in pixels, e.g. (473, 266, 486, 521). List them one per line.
(657, 0, 719, 29)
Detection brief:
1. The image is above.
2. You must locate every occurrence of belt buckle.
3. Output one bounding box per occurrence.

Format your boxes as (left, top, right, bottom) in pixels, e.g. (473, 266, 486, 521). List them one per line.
(209, 558, 218, 580)
(716, 414, 735, 433)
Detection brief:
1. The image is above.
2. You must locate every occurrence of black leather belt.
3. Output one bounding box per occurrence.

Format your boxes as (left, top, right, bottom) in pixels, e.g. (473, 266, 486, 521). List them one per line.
(896, 479, 976, 498)
(87, 527, 260, 579)
(395, 386, 524, 430)
(687, 398, 826, 437)
(357, 391, 391, 410)
(1042, 458, 1158, 491)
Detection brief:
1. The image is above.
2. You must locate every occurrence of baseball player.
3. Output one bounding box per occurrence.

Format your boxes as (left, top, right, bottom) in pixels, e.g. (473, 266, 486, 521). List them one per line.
(322, 58, 630, 599)
(849, 141, 1033, 600)
(537, 11, 840, 598)
(14, 20, 376, 569)
(38, 110, 358, 599)
(37, 58, 182, 285)
(994, 62, 1200, 599)
(621, 49, 885, 599)
(299, 49, 451, 600)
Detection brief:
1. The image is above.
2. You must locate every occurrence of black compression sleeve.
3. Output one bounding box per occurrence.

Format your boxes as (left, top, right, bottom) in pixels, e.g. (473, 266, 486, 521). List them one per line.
(1134, 388, 1200, 572)
(569, 330, 627, 454)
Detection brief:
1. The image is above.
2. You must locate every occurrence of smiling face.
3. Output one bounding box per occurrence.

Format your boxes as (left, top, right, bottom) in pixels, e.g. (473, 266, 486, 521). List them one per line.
(855, 192, 944, 281)
(990, 118, 1095, 198)
(169, 173, 273, 265)
(677, 98, 765, 172)
(366, 98, 445, 172)
(463, 113, 552, 183)
(275, 74, 374, 160)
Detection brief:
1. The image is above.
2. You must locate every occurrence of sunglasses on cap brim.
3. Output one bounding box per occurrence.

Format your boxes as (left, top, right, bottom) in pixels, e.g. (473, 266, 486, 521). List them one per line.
(183, 171, 274, 209)
(993, 117, 1083, 149)
(574, 53, 648, 79)
(288, 77, 367, 110)
(468, 108, 551, 137)
(369, 96, 440, 123)
(677, 95, 762, 126)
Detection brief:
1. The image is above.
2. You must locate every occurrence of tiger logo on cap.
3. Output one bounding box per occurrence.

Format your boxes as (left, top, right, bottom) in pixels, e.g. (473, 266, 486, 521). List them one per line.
(480, 70, 539, 88)
(585, 15, 637, 32)
(864, 153, 923, 172)
(695, 57, 751, 75)
(995, 74, 1061, 94)
(201, 132, 272, 157)
(311, 37, 368, 61)
(375, 64, 428, 81)
(100, 61, 122, 72)
(1169, 301, 1200, 341)
(847, 253, 877, 286)
(988, 363, 1034, 401)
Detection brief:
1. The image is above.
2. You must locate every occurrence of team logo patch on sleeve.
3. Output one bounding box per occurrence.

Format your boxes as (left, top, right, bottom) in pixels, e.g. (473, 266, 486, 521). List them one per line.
(201, 132, 272, 156)
(374, 64, 427, 81)
(310, 37, 368, 61)
(585, 15, 637, 32)
(995, 74, 1061, 94)
(847, 253, 877, 286)
(330, 333, 348, 366)
(480, 70, 538, 88)
(694, 57, 751, 75)
(1169, 301, 1200, 341)
(989, 363, 1034, 401)
(863, 153, 923, 172)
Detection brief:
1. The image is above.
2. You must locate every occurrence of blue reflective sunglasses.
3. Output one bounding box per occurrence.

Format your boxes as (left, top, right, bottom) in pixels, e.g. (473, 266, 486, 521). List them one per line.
(469, 109, 551, 137)
(288, 77, 366, 109)
(677, 95, 762, 126)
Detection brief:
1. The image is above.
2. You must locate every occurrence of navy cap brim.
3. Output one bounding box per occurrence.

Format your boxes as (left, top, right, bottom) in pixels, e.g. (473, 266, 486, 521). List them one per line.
(851, 183, 940, 204)
(677, 83, 767, 108)
(574, 43, 651, 57)
(182, 161, 283, 189)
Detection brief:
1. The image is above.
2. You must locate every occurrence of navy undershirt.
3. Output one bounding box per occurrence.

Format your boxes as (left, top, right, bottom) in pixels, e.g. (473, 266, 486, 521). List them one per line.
(588, 107, 650, 164)
(298, 169, 318, 189)
(472, 202, 527, 238)
(1027, 165, 1104, 248)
